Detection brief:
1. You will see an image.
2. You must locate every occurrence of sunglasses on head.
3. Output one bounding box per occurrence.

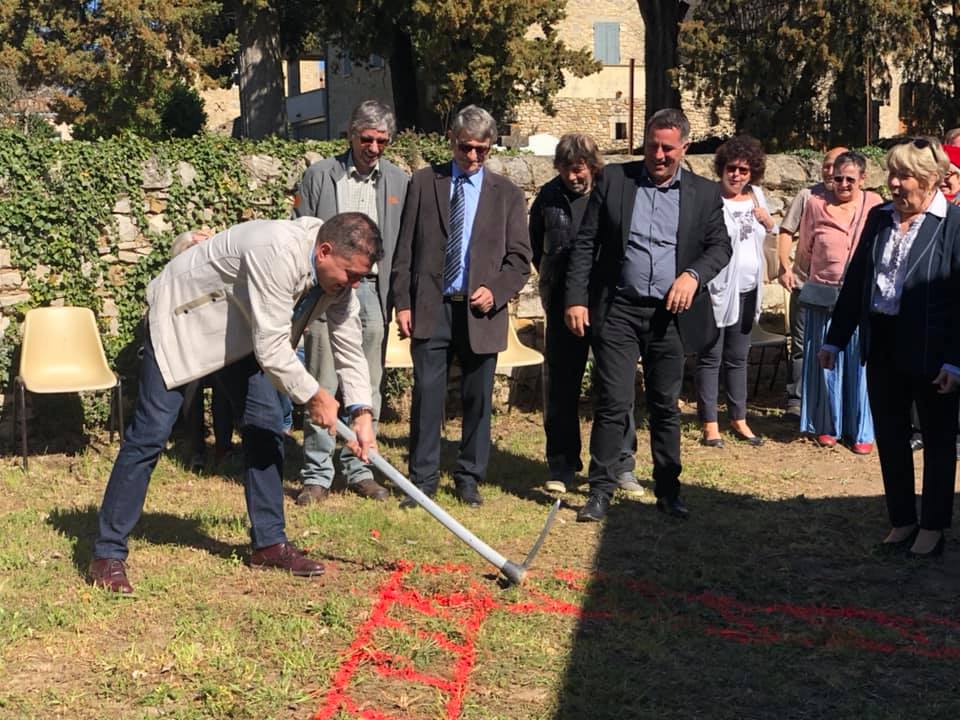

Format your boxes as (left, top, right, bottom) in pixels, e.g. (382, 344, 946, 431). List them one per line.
(894, 136, 938, 163)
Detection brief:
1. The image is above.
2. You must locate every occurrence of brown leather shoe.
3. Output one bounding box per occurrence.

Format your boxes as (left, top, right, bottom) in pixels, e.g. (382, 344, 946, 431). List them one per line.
(296, 485, 330, 506)
(89, 558, 134, 594)
(250, 542, 325, 577)
(349, 476, 389, 500)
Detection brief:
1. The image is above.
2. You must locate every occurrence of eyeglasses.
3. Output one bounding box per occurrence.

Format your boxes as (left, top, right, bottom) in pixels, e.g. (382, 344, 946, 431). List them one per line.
(358, 135, 390, 146)
(832, 175, 859, 185)
(724, 164, 751, 176)
(457, 142, 490, 158)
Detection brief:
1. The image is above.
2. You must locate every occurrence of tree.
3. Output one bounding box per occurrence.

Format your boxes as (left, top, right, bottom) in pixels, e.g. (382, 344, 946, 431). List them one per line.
(676, 1, 925, 148)
(636, 1, 688, 120)
(0, 0, 231, 139)
(313, 0, 599, 131)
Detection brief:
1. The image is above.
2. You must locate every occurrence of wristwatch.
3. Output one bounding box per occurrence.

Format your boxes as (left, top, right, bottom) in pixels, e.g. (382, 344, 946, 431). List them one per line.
(350, 406, 373, 421)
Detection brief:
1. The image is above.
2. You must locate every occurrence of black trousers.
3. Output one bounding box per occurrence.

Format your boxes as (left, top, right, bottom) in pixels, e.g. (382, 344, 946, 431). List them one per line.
(543, 296, 636, 478)
(589, 296, 685, 499)
(409, 299, 497, 491)
(867, 314, 959, 530)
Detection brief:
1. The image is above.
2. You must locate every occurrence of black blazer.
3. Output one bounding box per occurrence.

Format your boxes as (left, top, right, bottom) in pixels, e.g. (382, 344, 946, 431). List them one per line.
(391, 162, 531, 354)
(826, 202, 960, 376)
(565, 162, 732, 353)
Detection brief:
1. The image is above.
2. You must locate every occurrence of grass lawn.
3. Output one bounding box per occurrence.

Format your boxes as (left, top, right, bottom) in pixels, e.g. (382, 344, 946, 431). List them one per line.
(3, 401, 960, 719)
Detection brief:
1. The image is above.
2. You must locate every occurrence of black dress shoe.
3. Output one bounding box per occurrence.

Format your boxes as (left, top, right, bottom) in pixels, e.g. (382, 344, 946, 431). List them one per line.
(875, 527, 919, 556)
(455, 482, 483, 508)
(656, 495, 690, 520)
(399, 487, 436, 509)
(700, 437, 725, 448)
(732, 431, 764, 447)
(908, 532, 946, 559)
(577, 493, 610, 522)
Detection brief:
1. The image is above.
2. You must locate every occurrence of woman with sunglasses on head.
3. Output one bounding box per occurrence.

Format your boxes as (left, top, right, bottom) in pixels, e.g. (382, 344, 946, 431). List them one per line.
(819, 138, 960, 557)
(695, 136, 774, 448)
(795, 151, 882, 454)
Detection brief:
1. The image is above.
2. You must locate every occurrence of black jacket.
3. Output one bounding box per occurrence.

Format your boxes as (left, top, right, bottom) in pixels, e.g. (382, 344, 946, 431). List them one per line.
(529, 175, 591, 310)
(565, 162, 732, 354)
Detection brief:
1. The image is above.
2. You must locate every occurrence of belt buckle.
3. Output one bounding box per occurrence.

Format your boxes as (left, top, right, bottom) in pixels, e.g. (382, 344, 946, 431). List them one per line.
(447, 293, 466, 302)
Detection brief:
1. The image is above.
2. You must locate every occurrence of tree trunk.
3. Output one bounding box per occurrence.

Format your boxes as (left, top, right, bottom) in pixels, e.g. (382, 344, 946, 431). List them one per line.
(237, 4, 286, 139)
(637, 0, 686, 121)
(388, 28, 420, 132)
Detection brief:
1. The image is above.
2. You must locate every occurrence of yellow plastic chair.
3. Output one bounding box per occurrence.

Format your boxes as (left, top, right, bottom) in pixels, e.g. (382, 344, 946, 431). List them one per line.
(496, 316, 544, 411)
(383, 321, 414, 369)
(13, 306, 124, 470)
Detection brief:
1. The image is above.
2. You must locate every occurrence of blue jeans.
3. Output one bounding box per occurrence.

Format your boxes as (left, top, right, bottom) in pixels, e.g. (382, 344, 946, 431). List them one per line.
(301, 278, 384, 488)
(94, 329, 288, 560)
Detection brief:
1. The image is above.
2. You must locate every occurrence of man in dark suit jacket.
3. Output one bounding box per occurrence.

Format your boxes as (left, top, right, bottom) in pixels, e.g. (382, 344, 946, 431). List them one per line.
(391, 104, 531, 507)
(566, 108, 732, 522)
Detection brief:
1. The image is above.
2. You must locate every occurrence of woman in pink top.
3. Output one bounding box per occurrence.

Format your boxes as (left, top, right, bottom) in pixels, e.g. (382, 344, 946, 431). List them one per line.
(795, 151, 883, 453)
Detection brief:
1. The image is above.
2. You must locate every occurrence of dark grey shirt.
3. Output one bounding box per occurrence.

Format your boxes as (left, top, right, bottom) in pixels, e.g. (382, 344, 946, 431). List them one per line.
(619, 167, 682, 300)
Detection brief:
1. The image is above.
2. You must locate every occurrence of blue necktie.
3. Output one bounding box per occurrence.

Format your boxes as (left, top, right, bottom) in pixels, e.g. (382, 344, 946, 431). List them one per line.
(291, 285, 323, 346)
(444, 176, 466, 291)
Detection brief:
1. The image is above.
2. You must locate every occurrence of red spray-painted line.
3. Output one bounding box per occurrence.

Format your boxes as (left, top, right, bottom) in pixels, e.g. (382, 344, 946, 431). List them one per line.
(315, 562, 960, 720)
(312, 563, 496, 720)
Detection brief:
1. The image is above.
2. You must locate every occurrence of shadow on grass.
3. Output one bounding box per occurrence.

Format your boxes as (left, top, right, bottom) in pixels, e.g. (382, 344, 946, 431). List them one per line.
(46, 506, 246, 576)
(552, 484, 960, 719)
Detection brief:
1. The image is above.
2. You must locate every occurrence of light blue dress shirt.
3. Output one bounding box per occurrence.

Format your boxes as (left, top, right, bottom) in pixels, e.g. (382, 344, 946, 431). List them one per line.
(443, 163, 484, 296)
(619, 166, 682, 300)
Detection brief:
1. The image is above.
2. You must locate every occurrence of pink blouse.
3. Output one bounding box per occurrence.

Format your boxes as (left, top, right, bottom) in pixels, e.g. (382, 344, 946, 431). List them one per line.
(796, 190, 882, 285)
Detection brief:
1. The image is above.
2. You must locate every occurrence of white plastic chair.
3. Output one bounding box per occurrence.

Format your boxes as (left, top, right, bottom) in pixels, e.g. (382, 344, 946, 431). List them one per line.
(13, 306, 123, 469)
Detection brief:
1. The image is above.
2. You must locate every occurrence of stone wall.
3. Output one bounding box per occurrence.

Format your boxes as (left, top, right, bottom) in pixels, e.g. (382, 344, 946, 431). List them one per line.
(0, 149, 883, 425)
(513, 97, 636, 150)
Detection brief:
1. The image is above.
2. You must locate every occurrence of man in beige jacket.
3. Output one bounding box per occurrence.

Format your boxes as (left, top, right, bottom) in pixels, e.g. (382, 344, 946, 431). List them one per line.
(88, 213, 379, 594)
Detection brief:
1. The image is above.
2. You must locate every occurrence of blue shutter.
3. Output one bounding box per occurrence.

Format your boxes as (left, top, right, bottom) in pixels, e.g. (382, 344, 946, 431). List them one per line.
(593, 22, 620, 65)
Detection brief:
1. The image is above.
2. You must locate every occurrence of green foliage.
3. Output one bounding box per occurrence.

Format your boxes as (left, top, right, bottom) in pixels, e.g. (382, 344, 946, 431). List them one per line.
(1, 0, 232, 138)
(315, 0, 599, 127)
(677, 1, 930, 148)
(0, 131, 440, 424)
(159, 83, 208, 139)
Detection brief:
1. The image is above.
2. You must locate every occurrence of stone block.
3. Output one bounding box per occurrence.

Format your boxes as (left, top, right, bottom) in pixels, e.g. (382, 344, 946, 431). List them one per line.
(304, 151, 325, 166)
(147, 214, 171, 235)
(177, 160, 197, 188)
(241, 154, 283, 185)
(0, 291, 31, 307)
(0, 248, 11, 268)
(142, 156, 173, 190)
(102, 298, 118, 317)
(118, 250, 141, 264)
(113, 214, 139, 243)
(147, 196, 168, 214)
(113, 195, 132, 214)
(0, 269, 22, 289)
(31, 265, 50, 281)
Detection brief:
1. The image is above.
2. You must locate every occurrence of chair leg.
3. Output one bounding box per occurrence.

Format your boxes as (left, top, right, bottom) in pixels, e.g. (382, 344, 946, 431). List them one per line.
(753, 347, 766, 398)
(117, 377, 124, 444)
(769, 345, 786, 391)
(16, 379, 27, 471)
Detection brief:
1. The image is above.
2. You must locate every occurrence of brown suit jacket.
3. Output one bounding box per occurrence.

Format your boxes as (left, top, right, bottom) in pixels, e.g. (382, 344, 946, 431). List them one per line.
(391, 162, 531, 354)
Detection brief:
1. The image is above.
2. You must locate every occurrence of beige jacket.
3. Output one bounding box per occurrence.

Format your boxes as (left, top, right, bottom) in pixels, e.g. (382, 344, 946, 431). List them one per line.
(146, 217, 370, 407)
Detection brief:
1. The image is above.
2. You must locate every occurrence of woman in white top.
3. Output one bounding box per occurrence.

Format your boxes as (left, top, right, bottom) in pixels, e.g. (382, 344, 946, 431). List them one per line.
(696, 136, 775, 448)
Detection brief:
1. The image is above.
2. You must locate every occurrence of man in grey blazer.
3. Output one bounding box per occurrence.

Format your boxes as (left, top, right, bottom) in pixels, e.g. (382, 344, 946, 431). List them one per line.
(88, 214, 379, 594)
(293, 100, 410, 505)
(566, 108, 732, 522)
(391, 105, 531, 508)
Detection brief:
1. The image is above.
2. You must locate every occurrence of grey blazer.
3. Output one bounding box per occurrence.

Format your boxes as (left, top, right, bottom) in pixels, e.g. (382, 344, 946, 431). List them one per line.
(294, 151, 410, 319)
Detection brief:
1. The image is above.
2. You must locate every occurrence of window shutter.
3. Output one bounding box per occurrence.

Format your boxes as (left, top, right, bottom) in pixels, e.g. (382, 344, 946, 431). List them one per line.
(593, 22, 620, 65)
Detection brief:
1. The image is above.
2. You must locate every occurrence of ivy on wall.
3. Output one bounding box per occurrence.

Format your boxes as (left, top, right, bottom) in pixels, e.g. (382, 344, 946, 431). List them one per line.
(0, 130, 454, 418)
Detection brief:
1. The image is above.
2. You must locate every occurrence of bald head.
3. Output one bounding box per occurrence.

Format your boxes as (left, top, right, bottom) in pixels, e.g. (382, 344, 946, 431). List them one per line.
(822, 146, 850, 188)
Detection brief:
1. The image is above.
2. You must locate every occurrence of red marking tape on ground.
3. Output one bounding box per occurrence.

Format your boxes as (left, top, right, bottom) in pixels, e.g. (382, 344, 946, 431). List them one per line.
(313, 563, 960, 719)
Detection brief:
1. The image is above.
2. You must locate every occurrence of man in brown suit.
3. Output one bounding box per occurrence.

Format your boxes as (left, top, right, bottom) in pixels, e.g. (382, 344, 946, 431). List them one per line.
(391, 104, 531, 507)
